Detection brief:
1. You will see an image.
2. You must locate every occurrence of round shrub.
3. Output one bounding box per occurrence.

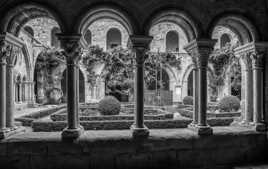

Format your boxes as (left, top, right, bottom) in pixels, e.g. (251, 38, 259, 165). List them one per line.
(183, 96, 193, 105)
(98, 96, 121, 115)
(218, 95, 240, 112)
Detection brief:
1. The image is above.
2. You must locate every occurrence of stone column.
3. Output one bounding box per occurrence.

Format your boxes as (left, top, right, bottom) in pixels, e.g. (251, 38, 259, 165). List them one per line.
(251, 45, 267, 131)
(241, 54, 253, 124)
(58, 34, 84, 140)
(0, 43, 8, 132)
(184, 39, 216, 135)
(183, 47, 199, 126)
(130, 35, 152, 139)
(6, 62, 15, 128)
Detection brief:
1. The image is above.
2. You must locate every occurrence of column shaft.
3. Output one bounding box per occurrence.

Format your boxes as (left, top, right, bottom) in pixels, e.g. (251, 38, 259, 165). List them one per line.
(193, 68, 198, 124)
(198, 67, 207, 126)
(253, 68, 263, 123)
(135, 62, 144, 128)
(244, 69, 253, 123)
(6, 65, 14, 128)
(66, 60, 78, 129)
(0, 60, 6, 129)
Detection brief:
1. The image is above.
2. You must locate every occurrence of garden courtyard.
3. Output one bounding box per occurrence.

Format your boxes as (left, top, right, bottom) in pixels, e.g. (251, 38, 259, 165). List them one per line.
(0, 1, 268, 168)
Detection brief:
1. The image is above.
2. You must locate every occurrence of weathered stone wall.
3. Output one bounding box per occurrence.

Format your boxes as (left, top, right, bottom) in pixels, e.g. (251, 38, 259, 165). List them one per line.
(0, 128, 266, 169)
(24, 17, 60, 47)
(88, 18, 129, 50)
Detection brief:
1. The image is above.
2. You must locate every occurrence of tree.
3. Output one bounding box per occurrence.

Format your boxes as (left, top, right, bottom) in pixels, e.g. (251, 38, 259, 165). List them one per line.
(82, 45, 181, 97)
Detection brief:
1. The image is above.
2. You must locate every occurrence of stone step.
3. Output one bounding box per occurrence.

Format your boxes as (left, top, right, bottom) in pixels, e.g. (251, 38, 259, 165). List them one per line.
(234, 165, 268, 169)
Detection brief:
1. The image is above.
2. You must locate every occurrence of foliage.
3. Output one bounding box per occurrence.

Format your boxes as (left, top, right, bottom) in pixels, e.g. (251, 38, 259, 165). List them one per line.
(82, 45, 181, 96)
(182, 96, 193, 105)
(218, 95, 240, 112)
(35, 48, 65, 104)
(98, 96, 121, 115)
(209, 42, 241, 98)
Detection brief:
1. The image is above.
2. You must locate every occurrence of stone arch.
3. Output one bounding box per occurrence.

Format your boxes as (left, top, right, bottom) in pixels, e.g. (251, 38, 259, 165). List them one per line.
(208, 14, 259, 44)
(166, 30, 179, 52)
(181, 64, 214, 100)
(61, 68, 86, 103)
(144, 9, 200, 41)
(0, 2, 66, 36)
(106, 28, 122, 50)
(75, 5, 137, 36)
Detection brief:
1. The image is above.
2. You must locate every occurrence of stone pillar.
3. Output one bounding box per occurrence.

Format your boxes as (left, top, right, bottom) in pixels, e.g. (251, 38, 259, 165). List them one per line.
(130, 35, 152, 139)
(241, 54, 253, 124)
(58, 34, 84, 140)
(0, 44, 7, 131)
(184, 39, 216, 135)
(251, 45, 267, 131)
(6, 64, 15, 128)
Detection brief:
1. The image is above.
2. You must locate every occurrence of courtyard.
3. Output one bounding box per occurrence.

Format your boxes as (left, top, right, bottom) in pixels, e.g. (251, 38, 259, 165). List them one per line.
(0, 0, 268, 169)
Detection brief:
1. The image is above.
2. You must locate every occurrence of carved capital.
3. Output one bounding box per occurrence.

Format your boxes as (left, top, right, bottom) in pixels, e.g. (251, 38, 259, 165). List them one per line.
(251, 51, 266, 69)
(234, 42, 268, 70)
(130, 35, 153, 65)
(6, 45, 20, 66)
(57, 34, 82, 63)
(184, 39, 216, 69)
(0, 40, 12, 64)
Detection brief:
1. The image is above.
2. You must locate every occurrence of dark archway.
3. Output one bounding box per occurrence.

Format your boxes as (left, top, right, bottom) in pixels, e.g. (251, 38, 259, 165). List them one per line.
(220, 33, 231, 48)
(166, 31, 179, 52)
(61, 69, 85, 103)
(147, 68, 170, 91)
(106, 28, 122, 50)
(187, 70, 193, 96)
(51, 27, 61, 48)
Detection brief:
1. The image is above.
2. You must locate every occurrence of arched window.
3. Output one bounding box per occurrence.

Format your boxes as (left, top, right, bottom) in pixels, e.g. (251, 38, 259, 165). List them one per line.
(84, 29, 92, 45)
(166, 31, 179, 52)
(24, 26, 34, 37)
(220, 33, 231, 48)
(106, 28, 122, 50)
(51, 27, 61, 48)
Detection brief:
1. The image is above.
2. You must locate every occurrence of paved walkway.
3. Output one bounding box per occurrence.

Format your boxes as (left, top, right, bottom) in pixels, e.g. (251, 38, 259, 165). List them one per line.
(14, 104, 64, 118)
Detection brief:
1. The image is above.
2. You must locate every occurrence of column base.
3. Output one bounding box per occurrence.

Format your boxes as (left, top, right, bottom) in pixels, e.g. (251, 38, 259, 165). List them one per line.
(0, 126, 26, 139)
(61, 126, 84, 140)
(255, 123, 266, 132)
(189, 125, 213, 136)
(130, 124, 149, 139)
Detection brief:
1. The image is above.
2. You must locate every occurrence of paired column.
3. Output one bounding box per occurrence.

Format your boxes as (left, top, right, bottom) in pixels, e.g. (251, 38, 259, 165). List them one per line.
(251, 45, 267, 131)
(184, 39, 216, 135)
(57, 34, 84, 139)
(234, 42, 268, 131)
(129, 35, 152, 139)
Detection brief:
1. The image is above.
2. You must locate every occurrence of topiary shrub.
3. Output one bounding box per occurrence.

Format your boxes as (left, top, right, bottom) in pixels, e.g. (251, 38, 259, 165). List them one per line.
(98, 96, 121, 115)
(183, 96, 193, 105)
(218, 95, 240, 112)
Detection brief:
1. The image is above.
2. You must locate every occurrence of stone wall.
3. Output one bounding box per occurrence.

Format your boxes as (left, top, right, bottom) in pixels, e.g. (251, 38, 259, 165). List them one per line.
(0, 128, 267, 169)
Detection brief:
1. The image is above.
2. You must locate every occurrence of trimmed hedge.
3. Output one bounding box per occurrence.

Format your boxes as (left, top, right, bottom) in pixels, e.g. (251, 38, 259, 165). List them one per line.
(98, 96, 121, 115)
(182, 96, 193, 105)
(218, 95, 240, 112)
